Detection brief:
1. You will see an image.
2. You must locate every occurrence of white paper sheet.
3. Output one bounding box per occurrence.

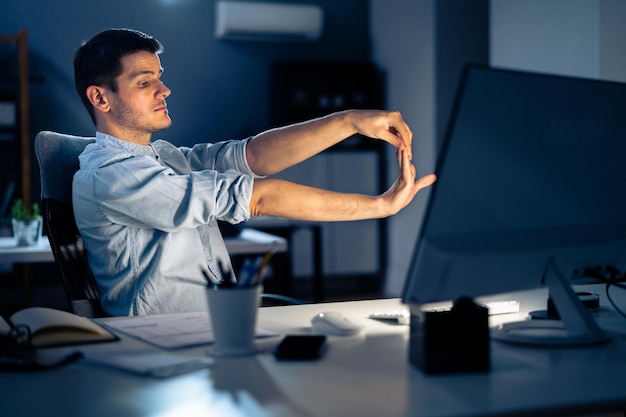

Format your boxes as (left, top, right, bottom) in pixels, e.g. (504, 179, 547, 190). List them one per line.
(103, 311, 277, 349)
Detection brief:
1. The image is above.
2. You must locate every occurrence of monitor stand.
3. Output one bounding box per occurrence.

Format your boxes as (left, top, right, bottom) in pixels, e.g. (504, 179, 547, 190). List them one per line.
(491, 258, 611, 347)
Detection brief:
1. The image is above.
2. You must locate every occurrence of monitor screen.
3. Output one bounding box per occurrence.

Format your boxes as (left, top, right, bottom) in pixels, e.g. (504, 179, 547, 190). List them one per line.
(402, 66, 626, 312)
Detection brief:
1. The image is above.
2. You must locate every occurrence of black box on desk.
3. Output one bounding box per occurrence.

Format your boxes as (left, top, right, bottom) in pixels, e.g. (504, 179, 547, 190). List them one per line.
(408, 297, 490, 374)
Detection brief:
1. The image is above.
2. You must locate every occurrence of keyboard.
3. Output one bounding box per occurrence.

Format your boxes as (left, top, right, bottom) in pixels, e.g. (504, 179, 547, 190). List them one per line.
(369, 300, 520, 325)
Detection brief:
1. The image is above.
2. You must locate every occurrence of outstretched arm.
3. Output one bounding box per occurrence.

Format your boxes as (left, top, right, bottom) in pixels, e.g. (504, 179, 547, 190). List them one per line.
(246, 110, 414, 176)
(249, 149, 436, 221)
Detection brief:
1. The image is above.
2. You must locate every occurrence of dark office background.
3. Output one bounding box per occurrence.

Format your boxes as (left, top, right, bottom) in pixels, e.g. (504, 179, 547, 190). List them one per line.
(0, 0, 383, 311)
(1, 0, 624, 311)
(0, 0, 371, 144)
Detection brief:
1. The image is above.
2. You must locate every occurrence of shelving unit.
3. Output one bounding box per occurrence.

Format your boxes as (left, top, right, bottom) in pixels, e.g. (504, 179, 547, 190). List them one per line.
(0, 29, 30, 216)
(0, 30, 33, 309)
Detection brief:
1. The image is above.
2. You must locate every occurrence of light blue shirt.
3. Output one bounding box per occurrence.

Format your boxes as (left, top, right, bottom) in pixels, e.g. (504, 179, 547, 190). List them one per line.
(73, 132, 260, 316)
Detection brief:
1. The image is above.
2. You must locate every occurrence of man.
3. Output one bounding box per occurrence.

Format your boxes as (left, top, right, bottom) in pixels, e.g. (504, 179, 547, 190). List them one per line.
(72, 28, 436, 316)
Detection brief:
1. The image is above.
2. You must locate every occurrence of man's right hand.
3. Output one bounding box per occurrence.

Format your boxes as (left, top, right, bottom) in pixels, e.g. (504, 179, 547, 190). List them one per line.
(378, 148, 436, 217)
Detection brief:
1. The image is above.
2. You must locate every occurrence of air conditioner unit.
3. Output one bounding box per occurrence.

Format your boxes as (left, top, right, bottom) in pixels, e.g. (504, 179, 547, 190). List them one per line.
(215, 1, 324, 42)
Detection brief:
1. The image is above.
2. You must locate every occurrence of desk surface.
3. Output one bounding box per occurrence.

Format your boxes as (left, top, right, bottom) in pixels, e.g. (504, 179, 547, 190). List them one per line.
(1, 285, 625, 417)
(0, 228, 287, 263)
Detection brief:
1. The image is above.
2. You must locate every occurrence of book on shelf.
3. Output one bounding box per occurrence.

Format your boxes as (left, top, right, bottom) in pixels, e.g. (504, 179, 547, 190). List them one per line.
(0, 307, 118, 348)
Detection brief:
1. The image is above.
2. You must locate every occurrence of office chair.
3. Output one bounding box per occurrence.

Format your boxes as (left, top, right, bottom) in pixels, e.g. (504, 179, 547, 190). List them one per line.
(34, 131, 107, 318)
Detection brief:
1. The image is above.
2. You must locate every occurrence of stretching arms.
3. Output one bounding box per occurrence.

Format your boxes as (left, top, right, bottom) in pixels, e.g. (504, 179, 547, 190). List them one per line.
(246, 110, 413, 176)
(246, 110, 436, 222)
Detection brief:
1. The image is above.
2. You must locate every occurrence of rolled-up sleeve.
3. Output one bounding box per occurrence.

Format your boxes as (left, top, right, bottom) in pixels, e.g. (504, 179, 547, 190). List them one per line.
(175, 137, 260, 177)
(91, 155, 253, 231)
(75, 137, 258, 233)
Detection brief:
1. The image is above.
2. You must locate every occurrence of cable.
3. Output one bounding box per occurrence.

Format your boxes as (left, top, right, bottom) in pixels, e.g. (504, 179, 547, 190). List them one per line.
(584, 265, 626, 319)
(605, 266, 626, 319)
(583, 265, 626, 290)
(261, 293, 309, 305)
(605, 284, 626, 319)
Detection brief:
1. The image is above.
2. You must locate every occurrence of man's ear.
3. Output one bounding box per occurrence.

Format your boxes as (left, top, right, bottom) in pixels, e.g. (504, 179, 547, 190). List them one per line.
(85, 85, 110, 113)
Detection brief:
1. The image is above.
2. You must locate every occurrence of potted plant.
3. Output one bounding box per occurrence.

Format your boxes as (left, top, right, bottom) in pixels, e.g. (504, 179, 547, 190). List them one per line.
(11, 198, 42, 247)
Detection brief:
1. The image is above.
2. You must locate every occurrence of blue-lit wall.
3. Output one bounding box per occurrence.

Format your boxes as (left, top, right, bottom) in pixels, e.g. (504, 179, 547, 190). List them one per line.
(0, 0, 371, 146)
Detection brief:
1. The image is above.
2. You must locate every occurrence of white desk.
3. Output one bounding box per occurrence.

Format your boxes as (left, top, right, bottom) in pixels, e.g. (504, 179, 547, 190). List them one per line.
(0, 228, 287, 307)
(0, 237, 54, 263)
(0, 284, 625, 417)
(0, 228, 287, 264)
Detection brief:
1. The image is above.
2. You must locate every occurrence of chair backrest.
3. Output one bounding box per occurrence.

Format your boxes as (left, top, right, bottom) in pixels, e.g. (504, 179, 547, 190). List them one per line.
(34, 131, 107, 318)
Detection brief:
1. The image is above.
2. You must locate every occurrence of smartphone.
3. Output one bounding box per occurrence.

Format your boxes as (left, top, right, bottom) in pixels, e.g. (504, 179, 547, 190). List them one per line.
(273, 335, 327, 360)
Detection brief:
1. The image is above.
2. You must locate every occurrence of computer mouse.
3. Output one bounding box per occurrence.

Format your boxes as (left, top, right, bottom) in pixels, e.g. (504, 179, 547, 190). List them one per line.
(311, 311, 363, 336)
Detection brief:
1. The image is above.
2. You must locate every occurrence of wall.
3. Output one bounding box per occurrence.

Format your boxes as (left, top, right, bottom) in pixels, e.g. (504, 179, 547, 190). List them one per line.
(491, 0, 626, 82)
(370, 0, 488, 296)
(600, 0, 626, 82)
(370, 0, 437, 296)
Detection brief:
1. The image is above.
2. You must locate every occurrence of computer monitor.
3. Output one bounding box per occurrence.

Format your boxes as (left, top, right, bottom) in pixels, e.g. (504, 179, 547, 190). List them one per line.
(401, 65, 626, 346)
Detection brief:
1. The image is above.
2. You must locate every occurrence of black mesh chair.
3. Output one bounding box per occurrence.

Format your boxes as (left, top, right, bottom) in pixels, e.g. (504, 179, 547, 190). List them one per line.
(34, 131, 107, 318)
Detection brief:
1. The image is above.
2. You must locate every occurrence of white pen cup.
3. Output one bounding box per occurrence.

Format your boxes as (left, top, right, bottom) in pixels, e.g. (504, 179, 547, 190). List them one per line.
(206, 284, 263, 357)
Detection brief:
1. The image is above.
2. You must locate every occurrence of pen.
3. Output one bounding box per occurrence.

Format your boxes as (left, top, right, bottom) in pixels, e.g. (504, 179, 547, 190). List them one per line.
(218, 260, 237, 287)
(201, 269, 221, 287)
(238, 257, 260, 287)
(251, 241, 279, 286)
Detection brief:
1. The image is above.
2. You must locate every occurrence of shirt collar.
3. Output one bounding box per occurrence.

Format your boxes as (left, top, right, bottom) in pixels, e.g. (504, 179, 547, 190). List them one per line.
(95, 131, 156, 157)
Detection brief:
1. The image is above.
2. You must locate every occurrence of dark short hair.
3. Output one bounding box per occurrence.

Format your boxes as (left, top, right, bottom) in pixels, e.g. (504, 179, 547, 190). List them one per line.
(73, 28, 164, 124)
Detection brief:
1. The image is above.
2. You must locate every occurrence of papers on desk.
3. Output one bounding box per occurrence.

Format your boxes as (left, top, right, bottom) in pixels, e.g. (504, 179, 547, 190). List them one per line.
(103, 311, 277, 350)
(85, 352, 214, 378)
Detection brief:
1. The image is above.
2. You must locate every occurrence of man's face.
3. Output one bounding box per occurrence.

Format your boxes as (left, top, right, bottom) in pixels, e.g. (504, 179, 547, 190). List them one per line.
(107, 51, 172, 139)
